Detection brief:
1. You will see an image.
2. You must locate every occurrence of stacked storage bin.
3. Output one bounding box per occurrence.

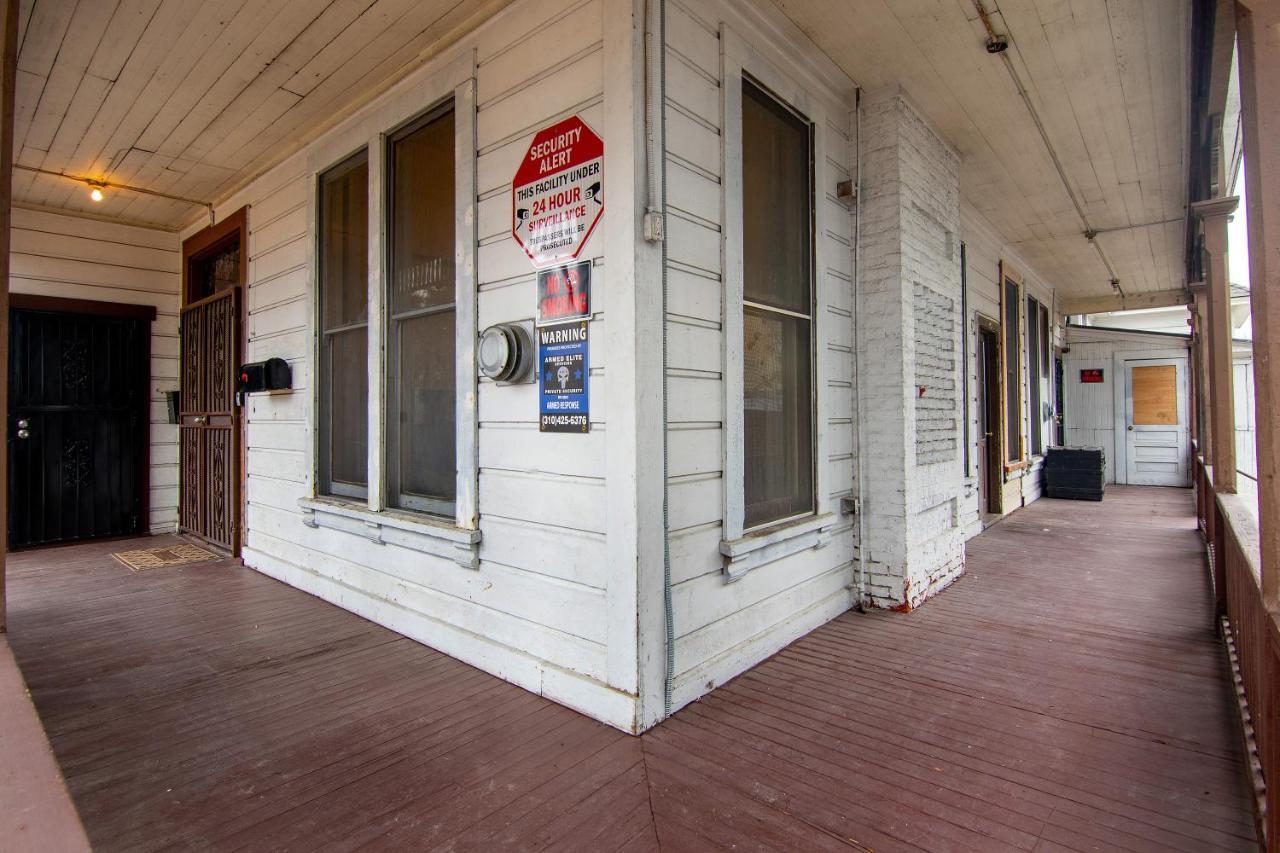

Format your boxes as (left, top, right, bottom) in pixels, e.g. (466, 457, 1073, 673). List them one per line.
(1044, 447, 1106, 501)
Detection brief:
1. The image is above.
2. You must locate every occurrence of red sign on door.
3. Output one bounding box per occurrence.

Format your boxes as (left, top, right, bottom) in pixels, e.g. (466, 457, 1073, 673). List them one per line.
(512, 116, 604, 269)
(1080, 368, 1104, 383)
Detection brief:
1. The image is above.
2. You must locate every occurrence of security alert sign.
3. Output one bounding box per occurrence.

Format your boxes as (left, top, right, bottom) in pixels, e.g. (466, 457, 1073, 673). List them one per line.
(512, 115, 603, 269)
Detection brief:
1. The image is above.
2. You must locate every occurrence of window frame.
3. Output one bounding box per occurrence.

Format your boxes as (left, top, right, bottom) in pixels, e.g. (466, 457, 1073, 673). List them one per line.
(999, 261, 1026, 470)
(384, 100, 460, 518)
(720, 26, 832, 549)
(305, 51, 478, 536)
(316, 150, 372, 501)
(1026, 293, 1043, 457)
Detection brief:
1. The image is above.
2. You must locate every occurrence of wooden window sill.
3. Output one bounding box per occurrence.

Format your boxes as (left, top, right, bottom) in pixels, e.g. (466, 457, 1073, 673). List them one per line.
(720, 513, 838, 582)
(299, 496, 481, 569)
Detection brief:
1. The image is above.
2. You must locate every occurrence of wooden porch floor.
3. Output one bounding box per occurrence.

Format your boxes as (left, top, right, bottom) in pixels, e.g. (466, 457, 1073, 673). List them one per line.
(7, 486, 1257, 851)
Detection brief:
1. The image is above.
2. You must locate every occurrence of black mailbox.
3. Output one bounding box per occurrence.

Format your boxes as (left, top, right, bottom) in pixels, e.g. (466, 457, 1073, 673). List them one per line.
(238, 357, 292, 394)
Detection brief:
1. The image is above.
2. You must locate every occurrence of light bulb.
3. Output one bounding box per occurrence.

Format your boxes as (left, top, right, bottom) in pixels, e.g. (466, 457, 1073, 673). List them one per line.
(89, 186, 104, 202)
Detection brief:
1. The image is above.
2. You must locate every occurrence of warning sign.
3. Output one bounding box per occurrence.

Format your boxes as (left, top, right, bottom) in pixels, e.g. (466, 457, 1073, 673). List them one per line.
(539, 321, 589, 433)
(512, 115, 603, 269)
(536, 261, 591, 327)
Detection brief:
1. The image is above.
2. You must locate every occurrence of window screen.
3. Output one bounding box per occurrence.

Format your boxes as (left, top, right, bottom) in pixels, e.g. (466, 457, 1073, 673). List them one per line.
(741, 78, 814, 529)
(318, 152, 369, 498)
(387, 103, 456, 515)
(1002, 274, 1022, 463)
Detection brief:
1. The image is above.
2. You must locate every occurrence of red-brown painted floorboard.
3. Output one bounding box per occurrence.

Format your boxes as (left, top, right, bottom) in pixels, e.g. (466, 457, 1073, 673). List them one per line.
(6, 486, 1258, 850)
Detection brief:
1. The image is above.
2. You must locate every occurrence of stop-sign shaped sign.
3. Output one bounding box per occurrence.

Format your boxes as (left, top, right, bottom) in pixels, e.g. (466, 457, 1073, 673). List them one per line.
(511, 115, 603, 269)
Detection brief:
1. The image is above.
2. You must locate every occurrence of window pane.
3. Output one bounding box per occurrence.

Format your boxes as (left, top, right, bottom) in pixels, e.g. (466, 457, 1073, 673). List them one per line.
(318, 152, 369, 496)
(390, 108, 455, 315)
(744, 308, 813, 528)
(322, 327, 368, 491)
(742, 79, 811, 315)
(320, 156, 368, 330)
(1003, 278, 1020, 461)
(394, 311, 456, 505)
(388, 105, 456, 513)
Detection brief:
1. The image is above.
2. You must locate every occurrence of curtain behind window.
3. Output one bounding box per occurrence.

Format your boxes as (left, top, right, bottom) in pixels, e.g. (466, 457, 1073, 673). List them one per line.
(741, 79, 814, 529)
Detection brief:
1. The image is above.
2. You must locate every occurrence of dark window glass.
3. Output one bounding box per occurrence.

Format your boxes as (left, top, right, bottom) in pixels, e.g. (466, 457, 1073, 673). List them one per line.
(1003, 276, 1021, 462)
(318, 152, 369, 497)
(387, 104, 456, 515)
(1027, 295, 1042, 455)
(742, 79, 814, 529)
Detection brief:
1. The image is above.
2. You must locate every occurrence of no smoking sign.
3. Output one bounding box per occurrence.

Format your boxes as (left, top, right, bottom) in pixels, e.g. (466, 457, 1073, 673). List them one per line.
(511, 115, 603, 269)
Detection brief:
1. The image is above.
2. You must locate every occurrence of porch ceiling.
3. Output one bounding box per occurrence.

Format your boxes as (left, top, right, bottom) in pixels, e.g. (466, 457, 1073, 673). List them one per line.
(8, 0, 515, 230)
(773, 0, 1191, 304)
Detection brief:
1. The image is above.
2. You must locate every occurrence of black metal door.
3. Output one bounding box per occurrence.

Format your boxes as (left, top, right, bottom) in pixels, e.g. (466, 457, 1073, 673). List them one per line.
(9, 308, 148, 548)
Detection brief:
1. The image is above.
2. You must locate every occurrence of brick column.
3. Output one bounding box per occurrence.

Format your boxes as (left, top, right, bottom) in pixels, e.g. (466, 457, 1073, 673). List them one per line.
(857, 88, 965, 609)
(1193, 196, 1239, 495)
(1237, 0, 1280, 608)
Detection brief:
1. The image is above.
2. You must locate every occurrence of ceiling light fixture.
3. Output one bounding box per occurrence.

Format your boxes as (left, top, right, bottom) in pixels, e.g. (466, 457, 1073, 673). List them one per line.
(88, 181, 105, 202)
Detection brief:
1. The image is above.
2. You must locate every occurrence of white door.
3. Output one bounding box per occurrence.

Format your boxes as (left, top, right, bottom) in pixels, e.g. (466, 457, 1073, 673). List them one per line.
(1124, 358, 1189, 486)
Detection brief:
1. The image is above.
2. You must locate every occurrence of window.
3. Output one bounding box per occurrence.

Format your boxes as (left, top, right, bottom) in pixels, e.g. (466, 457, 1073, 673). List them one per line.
(387, 104, 456, 515)
(1027, 295, 1043, 456)
(1001, 264, 1023, 465)
(318, 152, 370, 498)
(741, 78, 815, 529)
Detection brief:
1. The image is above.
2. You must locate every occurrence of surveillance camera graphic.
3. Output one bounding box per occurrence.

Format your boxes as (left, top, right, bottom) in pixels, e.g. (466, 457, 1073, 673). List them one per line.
(585, 183, 601, 205)
(515, 208, 530, 230)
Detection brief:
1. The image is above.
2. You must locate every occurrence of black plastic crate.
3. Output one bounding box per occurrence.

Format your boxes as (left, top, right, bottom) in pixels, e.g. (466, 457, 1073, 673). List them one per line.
(1044, 447, 1105, 500)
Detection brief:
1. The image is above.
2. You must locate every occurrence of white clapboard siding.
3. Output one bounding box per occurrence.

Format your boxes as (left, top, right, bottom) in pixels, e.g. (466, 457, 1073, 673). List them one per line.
(217, 0, 633, 730)
(8, 206, 182, 533)
(662, 0, 857, 714)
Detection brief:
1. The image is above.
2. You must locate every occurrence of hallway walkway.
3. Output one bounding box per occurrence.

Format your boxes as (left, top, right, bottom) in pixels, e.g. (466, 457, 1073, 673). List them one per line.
(7, 487, 1257, 851)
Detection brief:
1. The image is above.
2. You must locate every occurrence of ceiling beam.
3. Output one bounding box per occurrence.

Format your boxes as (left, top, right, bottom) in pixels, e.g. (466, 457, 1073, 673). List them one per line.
(1061, 289, 1191, 316)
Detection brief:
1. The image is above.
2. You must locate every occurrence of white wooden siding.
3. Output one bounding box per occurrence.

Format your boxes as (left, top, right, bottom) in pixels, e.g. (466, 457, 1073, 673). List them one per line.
(662, 0, 856, 713)
(205, 0, 636, 731)
(1062, 327, 1190, 484)
(8, 206, 181, 533)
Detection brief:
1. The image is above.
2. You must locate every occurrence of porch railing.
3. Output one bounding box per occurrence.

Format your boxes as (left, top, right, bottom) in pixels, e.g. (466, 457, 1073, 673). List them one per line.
(1197, 453, 1277, 849)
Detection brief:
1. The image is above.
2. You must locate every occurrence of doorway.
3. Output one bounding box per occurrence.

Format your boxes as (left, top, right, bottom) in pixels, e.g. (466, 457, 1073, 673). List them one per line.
(977, 323, 1003, 515)
(8, 298, 154, 548)
(1123, 357, 1189, 486)
(179, 210, 247, 553)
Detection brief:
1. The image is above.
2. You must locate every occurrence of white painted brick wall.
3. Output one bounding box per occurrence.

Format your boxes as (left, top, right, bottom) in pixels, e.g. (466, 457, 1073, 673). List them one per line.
(857, 88, 966, 609)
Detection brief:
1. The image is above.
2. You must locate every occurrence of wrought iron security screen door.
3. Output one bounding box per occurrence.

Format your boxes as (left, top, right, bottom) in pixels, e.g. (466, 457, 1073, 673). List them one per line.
(179, 288, 241, 551)
(9, 308, 149, 548)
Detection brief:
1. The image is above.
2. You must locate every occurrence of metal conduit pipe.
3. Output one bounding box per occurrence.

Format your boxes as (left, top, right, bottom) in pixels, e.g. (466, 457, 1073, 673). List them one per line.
(853, 87, 869, 609)
(970, 0, 1125, 299)
(644, 0, 673, 716)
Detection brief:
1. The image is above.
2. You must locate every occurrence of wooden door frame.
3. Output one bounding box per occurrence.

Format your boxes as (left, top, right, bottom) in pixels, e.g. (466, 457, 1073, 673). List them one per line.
(1112, 348, 1191, 486)
(181, 207, 248, 555)
(8, 294, 157, 543)
(978, 317, 1004, 514)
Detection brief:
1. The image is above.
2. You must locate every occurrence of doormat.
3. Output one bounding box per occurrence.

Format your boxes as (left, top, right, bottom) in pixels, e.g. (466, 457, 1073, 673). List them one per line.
(112, 544, 220, 572)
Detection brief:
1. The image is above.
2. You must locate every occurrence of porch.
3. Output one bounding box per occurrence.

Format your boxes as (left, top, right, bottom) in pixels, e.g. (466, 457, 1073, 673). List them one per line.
(7, 485, 1257, 851)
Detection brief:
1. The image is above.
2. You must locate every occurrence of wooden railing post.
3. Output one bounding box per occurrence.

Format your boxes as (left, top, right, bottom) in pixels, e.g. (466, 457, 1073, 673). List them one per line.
(1238, 1, 1280, 613)
(0, 0, 15, 633)
(1193, 197, 1239, 497)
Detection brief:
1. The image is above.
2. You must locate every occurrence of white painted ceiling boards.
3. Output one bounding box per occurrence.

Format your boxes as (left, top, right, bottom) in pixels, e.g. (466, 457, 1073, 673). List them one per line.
(10, 0, 1189, 304)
